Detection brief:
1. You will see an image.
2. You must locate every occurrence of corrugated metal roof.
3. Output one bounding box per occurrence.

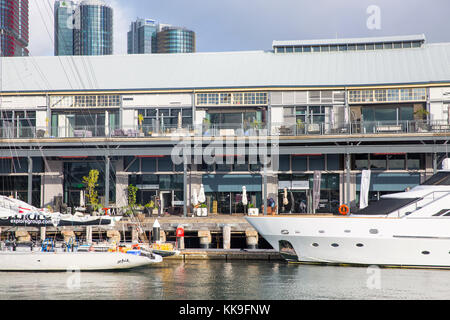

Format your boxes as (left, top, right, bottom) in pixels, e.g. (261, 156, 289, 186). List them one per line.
(1, 42, 450, 93)
(272, 34, 426, 47)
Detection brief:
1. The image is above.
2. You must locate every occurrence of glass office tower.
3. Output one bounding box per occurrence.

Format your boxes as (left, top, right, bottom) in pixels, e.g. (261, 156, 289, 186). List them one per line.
(156, 27, 196, 53)
(0, 0, 29, 56)
(54, 0, 76, 56)
(73, 0, 113, 56)
(127, 18, 158, 54)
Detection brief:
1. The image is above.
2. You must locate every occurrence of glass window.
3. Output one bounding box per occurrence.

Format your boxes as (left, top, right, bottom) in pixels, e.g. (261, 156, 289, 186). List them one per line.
(407, 154, 423, 170)
(366, 44, 375, 50)
(387, 89, 399, 101)
(403, 42, 412, 48)
(303, 46, 311, 52)
(384, 43, 393, 49)
(294, 46, 302, 53)
(309, 155, 325, 171)
(285, 46, 293, 53)
(394, 42, 402, 49)
(312, 46, 320, 52)
(354, 154, 369, 170)
(329, 45, 338, 52)
(320, 45, 329, 52)
(387, 154, 405, 170)
(338, 45, 347, 51)
(357, 44, 365, 50)
(348, 44, 356, 51)
(375, 43, 383, 50)
(292, 156, 307, 171)
(370, 154, 387, 170)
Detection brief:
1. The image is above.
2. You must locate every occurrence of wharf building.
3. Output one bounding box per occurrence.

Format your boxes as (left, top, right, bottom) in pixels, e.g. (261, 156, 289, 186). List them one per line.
(54, 0, 113, 56)
(0, 34, 449, 216)
(0, 0, 29, 56)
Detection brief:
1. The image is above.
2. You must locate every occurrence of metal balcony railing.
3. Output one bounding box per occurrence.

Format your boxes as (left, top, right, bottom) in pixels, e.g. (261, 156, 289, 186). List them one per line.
(0, 120, 449, 139)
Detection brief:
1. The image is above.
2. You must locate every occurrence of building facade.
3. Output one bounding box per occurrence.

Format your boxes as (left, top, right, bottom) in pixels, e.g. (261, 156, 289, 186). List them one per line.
(54, 0, 113, 56)
(127, 18, 158, 54)
(156, 26, 196, 53)
(54, 0, 76, 56)
(0, 35, 449, 215)
(0, 0, 28, 56)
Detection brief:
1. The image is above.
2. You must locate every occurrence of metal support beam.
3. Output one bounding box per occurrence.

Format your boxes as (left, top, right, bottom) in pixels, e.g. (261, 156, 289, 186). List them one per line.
(27, 157, 33, 205)
(183, 157, 187, 217)
(433, 153, 437, 174)
(105, 156, 110, 206)
(346, 153, 351, 207)
(263, 164, 267, 216)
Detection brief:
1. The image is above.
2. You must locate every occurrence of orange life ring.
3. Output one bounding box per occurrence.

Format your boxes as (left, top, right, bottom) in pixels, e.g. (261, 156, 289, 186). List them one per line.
(339, 204, 350, 215)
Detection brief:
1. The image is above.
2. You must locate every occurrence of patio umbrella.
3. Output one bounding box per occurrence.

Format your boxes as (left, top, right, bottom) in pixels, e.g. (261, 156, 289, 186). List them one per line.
(198, 184, 206, 203)
(283, 188, 289, 206)
(80, 190, 85, 207)
(178, 112, 182, 130)
(242, 186, 248, 206)
(191, 188, 198, 206)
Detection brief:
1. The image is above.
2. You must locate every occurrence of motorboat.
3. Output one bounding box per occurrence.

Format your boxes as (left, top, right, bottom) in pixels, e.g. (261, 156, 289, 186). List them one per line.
(246, 170, 450, 269)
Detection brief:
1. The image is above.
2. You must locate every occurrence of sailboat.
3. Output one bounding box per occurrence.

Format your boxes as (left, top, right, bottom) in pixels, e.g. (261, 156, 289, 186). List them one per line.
(0, 196, 163, 271)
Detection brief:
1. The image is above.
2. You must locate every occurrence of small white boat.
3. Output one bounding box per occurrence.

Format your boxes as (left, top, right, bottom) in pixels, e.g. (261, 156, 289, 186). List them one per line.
(0, 250, 163, 271)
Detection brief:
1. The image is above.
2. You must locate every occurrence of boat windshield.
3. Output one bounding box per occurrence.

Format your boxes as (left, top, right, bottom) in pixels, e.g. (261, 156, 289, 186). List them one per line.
(353, 198, 419, 215)
(421, 172, 450, 186)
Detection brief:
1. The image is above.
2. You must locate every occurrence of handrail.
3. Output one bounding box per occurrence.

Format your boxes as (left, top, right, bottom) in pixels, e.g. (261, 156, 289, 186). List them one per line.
(395, 190, 450, 218)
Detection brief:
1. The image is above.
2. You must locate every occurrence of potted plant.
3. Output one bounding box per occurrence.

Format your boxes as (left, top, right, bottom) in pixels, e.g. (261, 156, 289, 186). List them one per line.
(138, 114, 144, 135)
(144, 201, 154, 215)
(247, 203, 259, 216)
(200, 203, 208, 217)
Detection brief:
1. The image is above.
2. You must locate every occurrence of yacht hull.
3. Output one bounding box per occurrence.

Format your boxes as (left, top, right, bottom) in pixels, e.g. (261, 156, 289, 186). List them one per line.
(246, 216, 450, 268)
(0, 251, 163, 271)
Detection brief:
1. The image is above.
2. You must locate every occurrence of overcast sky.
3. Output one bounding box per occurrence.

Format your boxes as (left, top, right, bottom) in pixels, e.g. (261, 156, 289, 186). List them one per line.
(29, 0, 450, 56)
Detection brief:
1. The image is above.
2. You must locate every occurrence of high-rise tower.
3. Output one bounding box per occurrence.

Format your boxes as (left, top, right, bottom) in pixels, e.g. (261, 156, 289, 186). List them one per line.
(0, 0, 29, 56)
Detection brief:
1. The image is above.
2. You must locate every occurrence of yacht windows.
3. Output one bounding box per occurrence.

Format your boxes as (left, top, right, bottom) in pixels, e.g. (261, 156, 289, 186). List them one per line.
(422, 172, 450, 186)
(354, 198, 420, 215)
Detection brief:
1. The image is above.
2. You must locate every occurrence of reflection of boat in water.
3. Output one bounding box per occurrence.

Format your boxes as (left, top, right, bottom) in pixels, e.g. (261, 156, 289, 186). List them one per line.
(0, 196, 120, 227)
(246, 170, 450, 269)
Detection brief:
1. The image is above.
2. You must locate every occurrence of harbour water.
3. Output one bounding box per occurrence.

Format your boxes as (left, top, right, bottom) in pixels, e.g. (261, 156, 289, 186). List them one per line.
(1, 260, 449, 300)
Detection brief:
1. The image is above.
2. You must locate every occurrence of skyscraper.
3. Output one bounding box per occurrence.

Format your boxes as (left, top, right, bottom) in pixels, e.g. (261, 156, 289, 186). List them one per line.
(54, 0, 76, 56)
(54, 0, 113, 56)
(127, 18, 158, 54)
(0, 0, 29, 57)
(127, 18, 196, 54)
(156, 26, 196, 54)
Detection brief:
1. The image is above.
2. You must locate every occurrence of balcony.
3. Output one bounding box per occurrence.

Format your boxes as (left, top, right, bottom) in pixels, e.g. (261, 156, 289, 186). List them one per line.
(0, 120, 448, 140)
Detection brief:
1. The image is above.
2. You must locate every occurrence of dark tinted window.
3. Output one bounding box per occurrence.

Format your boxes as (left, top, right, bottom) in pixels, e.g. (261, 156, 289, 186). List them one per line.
(422, 172, 450, 186)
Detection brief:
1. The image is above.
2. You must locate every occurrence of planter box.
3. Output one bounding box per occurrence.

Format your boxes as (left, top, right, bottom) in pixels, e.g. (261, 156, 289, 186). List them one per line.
(248, 208, 259, 216)
(152, 209, 159, 215)
(201, 208, 208, 217)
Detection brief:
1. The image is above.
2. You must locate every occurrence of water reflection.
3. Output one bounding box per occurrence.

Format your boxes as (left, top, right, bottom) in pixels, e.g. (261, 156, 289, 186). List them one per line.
(0, 261, 449, 300)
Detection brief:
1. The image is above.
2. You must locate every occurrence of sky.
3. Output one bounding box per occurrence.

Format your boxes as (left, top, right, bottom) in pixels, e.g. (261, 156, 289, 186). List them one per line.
(29, 0, 450, 57)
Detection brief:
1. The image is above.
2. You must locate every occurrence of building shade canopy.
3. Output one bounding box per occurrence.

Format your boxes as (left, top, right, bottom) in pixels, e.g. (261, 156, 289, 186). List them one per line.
(202, 175, 262, 193)
(356, 173, 421, 192)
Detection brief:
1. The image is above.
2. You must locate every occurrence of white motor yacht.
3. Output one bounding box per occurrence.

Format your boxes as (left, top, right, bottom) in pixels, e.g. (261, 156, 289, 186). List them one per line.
(246, 170, 450, 269)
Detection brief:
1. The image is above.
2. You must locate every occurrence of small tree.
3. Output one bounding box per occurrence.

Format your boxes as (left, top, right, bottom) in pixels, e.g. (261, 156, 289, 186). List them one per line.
(127, 184, 139, 214)
(82, 169, 100, 212)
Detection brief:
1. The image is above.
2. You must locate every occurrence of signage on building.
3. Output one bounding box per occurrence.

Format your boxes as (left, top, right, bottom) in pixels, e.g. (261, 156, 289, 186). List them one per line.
(279, 181, 309, 190)
(292, 181, 310, 190)
(136, 184, 159, 190)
